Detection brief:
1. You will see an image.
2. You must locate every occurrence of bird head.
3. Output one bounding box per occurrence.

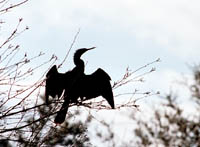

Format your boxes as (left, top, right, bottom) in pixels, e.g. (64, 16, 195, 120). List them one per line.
(74, 47, 95, 58)
(74, 47, 96, 66)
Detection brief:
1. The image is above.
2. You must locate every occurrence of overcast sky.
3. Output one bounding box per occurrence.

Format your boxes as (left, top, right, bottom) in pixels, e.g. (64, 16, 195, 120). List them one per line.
(2, 0, 200, 108)
(2, 0, 199, 104)
(2, 0, 200, 144)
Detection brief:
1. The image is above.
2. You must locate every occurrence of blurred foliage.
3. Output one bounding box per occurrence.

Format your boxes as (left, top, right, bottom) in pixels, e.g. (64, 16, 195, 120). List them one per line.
(13, 105, 92, 147)
(133, 65, 200, 147)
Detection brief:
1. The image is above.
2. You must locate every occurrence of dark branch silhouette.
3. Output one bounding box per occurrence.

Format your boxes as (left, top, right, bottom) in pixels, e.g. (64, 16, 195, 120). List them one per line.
(45, 47, 114, 124)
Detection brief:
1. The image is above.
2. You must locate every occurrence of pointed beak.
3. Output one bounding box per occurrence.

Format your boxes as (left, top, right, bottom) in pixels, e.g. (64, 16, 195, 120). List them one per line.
(87, 47, 96, 50)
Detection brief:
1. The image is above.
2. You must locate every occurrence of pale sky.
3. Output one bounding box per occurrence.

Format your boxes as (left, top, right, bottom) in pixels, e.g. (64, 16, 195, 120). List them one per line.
(2, 0, 200, 110)
(2, 0, 200, 145)
(7, 0, 198, 93)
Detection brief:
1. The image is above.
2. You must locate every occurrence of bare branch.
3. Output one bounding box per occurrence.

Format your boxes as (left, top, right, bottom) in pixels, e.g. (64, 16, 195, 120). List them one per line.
(58, 28, 80, 68)
(0, 0, 28, 13)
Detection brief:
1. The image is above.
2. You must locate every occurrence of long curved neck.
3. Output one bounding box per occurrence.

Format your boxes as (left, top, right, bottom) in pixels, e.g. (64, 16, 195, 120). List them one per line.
(74, 58, 85, 73)
(73, 52, 85, 77)
(74, 55, 84, 67)
(73, 49, 88, 73)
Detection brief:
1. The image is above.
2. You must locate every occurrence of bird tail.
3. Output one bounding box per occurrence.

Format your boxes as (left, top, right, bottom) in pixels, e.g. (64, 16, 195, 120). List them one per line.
(54, 99, 69, 124)
(102, 82, 115, 109)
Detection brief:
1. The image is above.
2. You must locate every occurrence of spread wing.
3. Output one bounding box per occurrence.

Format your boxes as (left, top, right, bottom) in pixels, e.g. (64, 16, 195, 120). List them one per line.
(45, 65, 65, 104)
(74, 68, 114, 108)
(92, 68, 111, 81)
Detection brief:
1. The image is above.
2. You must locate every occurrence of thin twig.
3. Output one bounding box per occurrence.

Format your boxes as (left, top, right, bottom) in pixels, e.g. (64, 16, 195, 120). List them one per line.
(0, 0, 28, 13)
(58, 28, 80, 68)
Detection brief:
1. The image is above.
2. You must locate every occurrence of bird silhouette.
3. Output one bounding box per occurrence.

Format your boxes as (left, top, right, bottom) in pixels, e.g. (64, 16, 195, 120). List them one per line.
(45, 47, 95, 104)
(45, 47, 114, 124)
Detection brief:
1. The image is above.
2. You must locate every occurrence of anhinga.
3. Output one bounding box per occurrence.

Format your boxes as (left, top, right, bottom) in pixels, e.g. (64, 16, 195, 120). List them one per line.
(45, 47, 95, 104)
(45, 47, 115, 124)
